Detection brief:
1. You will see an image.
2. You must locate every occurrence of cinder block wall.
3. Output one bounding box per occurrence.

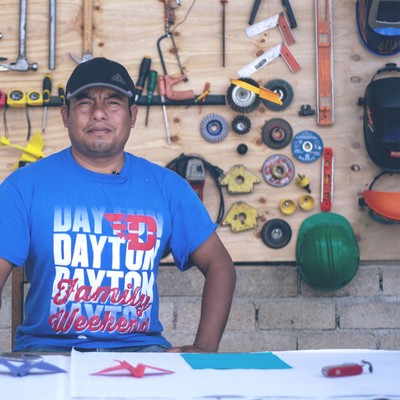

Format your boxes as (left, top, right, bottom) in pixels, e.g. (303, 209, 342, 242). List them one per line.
(1, 262, 400, 352)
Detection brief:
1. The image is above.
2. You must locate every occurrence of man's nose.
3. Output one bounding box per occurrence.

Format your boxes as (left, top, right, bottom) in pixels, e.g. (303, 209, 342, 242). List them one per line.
(91, 102, 108, 119)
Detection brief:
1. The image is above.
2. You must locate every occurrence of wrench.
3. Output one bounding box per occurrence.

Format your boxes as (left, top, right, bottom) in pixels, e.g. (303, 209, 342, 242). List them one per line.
(0, 0, 38, 72)
(69, 0, 94, 64)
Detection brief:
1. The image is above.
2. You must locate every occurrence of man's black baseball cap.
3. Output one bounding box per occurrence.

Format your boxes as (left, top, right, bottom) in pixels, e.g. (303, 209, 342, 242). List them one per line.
(66, 57, 136, 101)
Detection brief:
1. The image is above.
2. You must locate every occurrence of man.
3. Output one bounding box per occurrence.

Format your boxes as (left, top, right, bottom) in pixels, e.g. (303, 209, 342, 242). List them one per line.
(0, 57, 236, 353)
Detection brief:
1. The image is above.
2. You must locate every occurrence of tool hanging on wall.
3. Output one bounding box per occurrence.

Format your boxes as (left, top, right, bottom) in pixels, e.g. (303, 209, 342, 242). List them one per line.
(229, 78, 282, 105)
(315, 0, 334, 125)
(185, 158, 206, 200)
(134, 56, 152, 104)
(248, 0, 262, 25)
(359, 171, 400, 223)
(145, 70, 158, 126)
(237, 42, 300, 78)
(291, 130, 324, 163)
(160, 0, 181, 33)
(166, 153, 225, 224)
(222, 201, 263, 233)
(156, 0, 194, 101)
(156, 75, 172, 144)
(245, 12, 295, 46)
(4, 90, 31, 140)
(49, 0, 56, 70)
(320, 147, 334, 212)
(69, 0, 94, 64)
(156, 32, 194, 101)
(262, 118, 292, 150)
(0, 131, 45, 169)
(231, 115, 251, 135)
(220, 165, 261, 194)
(221, 0, 228, 67)
(260, 218, 292, 249)
(227, 78, 281, 114)
(261, 79, 293, 111)
(200, 113, 229, 142)
(262, 154, 295, 187)
(248, 0, 297, 29)
(42, 73, 52, 134)
(0, 0, 38, 72)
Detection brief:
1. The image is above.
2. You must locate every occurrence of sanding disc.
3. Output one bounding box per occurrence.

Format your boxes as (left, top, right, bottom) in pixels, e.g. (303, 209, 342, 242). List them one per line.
(260, 219, 292, 249)
(262, 154, 295, 187)
(262, 79, 294, 111)
(291, 130, 324, 163)
(262, 118, 293, 149)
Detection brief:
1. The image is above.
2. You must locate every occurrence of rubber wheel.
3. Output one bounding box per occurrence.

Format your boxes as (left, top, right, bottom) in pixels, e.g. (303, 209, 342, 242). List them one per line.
(260, 219, 292, 249)
(262, 79, 294, 111)
(227, 78, 261, 113)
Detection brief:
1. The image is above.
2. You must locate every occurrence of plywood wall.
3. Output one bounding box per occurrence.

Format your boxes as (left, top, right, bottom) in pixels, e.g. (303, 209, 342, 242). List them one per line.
(0, 0, 399, 262)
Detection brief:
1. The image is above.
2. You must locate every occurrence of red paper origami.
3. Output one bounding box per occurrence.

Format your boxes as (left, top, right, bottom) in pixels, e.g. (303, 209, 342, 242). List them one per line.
(91, 360, 174, 378)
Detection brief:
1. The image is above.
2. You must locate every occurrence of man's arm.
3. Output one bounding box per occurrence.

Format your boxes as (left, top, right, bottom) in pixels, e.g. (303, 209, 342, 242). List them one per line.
(168, 232, 236, 353)
(0, 258, 14, 310)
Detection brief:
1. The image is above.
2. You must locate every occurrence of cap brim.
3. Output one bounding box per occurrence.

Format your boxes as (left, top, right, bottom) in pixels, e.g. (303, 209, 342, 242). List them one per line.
(66, 83, 134, 100)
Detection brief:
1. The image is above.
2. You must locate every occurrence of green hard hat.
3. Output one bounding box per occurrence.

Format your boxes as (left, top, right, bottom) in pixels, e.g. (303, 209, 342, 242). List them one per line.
(296, 212, 360, 291)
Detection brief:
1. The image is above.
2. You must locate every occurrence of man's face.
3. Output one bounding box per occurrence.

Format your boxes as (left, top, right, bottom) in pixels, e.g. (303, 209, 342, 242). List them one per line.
(60, 87, 138, 160)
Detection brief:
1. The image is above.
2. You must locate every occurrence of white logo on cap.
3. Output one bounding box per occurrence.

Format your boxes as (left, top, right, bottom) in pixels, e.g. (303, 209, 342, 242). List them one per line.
(111, 73, 126, 86)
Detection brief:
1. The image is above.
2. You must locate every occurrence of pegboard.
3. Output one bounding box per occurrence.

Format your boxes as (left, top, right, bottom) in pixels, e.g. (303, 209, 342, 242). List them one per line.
(0, 0, 399, 262)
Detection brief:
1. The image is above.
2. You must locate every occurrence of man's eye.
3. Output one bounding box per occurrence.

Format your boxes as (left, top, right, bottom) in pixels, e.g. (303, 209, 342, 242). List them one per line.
(78, 100, 92, 106)
(108, 100, 122, 106)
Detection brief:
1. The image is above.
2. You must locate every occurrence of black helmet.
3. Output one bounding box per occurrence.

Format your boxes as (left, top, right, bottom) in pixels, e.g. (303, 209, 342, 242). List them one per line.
(359, 63, 400, 172)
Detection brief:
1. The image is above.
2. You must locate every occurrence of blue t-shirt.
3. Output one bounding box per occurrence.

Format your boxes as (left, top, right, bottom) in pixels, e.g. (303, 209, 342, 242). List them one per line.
(0, 148, 217, 351)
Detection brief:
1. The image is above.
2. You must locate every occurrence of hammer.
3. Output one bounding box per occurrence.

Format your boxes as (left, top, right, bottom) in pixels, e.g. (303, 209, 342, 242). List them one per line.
(69, 0, 94, 64)
(0, 0, 38, 72)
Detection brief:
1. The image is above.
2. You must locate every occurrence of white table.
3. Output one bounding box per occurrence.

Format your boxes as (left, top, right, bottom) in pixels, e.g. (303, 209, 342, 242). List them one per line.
(1, 349, 399, 399)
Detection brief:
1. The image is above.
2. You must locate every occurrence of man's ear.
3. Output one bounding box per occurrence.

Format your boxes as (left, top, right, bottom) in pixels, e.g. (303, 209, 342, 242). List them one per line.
(60, 105, 68, 128)
(130, 104, 139, 128)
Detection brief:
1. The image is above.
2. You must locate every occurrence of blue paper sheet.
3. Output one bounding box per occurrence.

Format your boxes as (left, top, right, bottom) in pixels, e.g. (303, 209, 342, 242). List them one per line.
(181, 352, 292, 370)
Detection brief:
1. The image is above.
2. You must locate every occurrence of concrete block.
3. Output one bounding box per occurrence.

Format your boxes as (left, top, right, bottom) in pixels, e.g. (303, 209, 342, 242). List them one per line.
(225, 300, 256, 331)
(0, 279, 11, 330)
(381, 265, 400, 295)
(159, 299, 175, 331)
(234, 266, 298, 298)
(218, 331, 297, 352)
(175, 298, 202, 332)
(158, 266, 204, 296)
(258, 299, 336, 330)
(301, 265, 380, 297)
(298, 331, 376, 350)
(378, 331, 400, 350)
(339, 299, 400, 329)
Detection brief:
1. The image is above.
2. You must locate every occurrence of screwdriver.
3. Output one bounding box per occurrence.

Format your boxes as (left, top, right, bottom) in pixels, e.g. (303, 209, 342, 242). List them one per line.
(42, 73, 52, 134)
(58, 84, 65, 105)
(134, 56, 151, 104)
(156, 75, 171, 144)
(145, 70, 158, 126)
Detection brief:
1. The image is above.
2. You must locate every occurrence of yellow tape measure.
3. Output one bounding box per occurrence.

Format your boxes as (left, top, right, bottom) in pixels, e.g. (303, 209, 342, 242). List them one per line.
(7, 89, 27, 108)
(27, 90, 43, 106)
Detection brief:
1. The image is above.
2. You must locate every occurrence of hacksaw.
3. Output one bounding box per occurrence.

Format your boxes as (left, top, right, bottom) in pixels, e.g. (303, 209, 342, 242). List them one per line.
(315, 0, 334, 125)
